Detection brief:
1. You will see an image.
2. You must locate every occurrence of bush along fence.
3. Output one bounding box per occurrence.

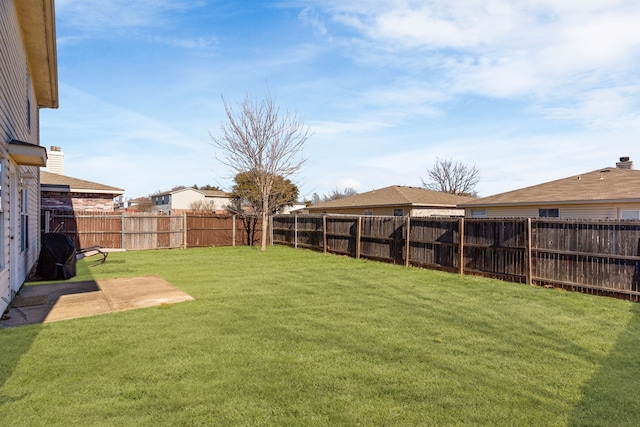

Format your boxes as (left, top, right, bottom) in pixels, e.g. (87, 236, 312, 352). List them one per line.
(42, 210, 263, 251)
(271, 215, 640, 301)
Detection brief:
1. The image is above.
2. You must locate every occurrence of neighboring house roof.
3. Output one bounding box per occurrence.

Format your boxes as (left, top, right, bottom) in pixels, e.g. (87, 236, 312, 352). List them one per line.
(153, 188, 229, 198)
(41, 171, 124, 195)
(460, 167, 640, 207)
(310, 186, 475, 210)
(202, 190, 229, 198)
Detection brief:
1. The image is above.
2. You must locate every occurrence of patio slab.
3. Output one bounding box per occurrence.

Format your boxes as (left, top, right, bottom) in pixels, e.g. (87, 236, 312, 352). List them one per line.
(1, 275, 194, 328)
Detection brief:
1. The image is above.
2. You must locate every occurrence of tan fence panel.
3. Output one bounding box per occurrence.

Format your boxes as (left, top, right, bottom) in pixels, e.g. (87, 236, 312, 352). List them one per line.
(123, 213, 183, 250)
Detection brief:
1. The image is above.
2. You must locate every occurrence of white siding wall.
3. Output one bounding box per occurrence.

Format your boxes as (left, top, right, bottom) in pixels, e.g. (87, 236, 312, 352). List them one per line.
(1, 1, 43, 314)
(171, 189, 204, 210)
(207, 196, 230, 211)
(411, 208, 465, 217)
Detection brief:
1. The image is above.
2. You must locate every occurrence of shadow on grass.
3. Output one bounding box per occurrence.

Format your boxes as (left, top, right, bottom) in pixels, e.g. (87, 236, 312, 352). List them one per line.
(0, 324, 41, 404)
(569, 302, 640, 426)
(0, 258, 98, 404)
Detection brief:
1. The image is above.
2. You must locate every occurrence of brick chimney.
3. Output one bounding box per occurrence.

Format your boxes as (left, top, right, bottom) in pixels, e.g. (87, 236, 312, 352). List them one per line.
(46, 146, 64, 174)
(616, 156, 633, 169)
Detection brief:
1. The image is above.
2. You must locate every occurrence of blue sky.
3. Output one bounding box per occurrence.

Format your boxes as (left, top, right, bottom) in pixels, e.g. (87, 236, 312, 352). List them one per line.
(41, 0, 640, 200)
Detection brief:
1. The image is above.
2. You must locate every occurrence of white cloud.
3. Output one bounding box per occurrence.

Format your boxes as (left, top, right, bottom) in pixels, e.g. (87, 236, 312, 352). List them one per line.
(300, 0, 640, 129)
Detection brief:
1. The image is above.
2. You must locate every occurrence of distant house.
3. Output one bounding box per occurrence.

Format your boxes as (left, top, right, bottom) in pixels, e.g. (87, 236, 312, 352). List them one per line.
(459, 157, 640, 220)
(1, 0, 58, 314)
(117, 196, 152, 212)
(306, 185, 474, 217)
(151, 187, 230, 214)
(202, 190, 231, 213)
(40, 171, 125, 212)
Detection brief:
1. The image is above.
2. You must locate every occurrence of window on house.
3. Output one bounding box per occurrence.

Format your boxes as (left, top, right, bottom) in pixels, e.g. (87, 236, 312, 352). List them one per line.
(21, 188, 28, 252)
(27, 98, 31, 131)
(539, 208, 559, 218)
(620, 210, 640, 220)
(470, 209, 486, 218)
(393, 208, 404, 217)
(364, 210, 373, 216)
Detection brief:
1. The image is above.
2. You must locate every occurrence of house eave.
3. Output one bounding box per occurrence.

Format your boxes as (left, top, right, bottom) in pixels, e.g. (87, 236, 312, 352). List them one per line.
(41, 185, 124, 196)
(8, 139, 47, 166)
(15, 0, 59, 109)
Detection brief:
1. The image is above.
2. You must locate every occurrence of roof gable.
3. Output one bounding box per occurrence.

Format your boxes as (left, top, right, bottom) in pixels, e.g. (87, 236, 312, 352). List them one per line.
(461, 167, 640, 207)
(310, 186, 475, 210)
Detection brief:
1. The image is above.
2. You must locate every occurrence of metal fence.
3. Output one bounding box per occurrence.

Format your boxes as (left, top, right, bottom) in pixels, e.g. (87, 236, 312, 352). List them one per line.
(272, 215, 640, 301)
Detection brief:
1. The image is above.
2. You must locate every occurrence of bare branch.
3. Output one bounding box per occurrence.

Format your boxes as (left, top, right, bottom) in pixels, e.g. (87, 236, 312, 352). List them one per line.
(421, 158, 480, 196)
(210, 91, 311, 250)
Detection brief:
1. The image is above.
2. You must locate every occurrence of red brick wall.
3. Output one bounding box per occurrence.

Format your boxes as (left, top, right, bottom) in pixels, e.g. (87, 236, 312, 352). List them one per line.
(41, 192, 117, 211)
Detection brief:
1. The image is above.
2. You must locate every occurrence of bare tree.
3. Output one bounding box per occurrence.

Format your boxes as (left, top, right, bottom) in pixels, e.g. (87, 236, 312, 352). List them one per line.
(322, 187, 358, 202)
(210, 92, 310, 250)
(421, 158, 480, 197)
(189, 200, 212, 212)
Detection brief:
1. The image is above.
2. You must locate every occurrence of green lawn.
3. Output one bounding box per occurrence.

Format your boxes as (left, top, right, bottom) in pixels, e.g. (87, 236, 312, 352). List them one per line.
(2, 246, 640, 426)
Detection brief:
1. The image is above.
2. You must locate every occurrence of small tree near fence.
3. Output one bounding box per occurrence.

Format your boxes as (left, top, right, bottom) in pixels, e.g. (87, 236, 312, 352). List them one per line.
(210, 91, 310, 250)
(229, 171, 299, 246)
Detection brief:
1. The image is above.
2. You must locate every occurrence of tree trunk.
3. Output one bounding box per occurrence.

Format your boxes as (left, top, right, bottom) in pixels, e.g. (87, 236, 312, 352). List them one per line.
(261, 210, 268, 251)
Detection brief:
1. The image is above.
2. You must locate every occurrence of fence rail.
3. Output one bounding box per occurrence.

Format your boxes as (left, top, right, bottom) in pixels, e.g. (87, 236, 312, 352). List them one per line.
(42, 210, 261, 250)
(272, 215, 640, 301)
(41, 210, 640, 301)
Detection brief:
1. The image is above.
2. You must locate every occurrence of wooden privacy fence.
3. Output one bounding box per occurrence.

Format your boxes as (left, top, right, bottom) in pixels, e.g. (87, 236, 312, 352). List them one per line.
(272, 215, 640, 301)
(42, 211, 260, 250)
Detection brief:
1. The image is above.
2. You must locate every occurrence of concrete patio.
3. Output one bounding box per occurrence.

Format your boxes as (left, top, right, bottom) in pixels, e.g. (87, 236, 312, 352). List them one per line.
(1, 275, 194, 328)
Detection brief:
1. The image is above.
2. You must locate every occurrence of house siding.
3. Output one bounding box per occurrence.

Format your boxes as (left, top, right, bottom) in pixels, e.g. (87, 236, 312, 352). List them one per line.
(411, 208, 465, 217)
(1, 1, 45, 314)
(465, 203, 640, 219)
(171, 189, 201, 211)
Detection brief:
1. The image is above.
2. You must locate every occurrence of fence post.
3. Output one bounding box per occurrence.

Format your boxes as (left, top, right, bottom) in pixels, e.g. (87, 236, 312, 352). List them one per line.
(121, 212, 126, 249)
(232, 215, 236, 247)
(356, 216, 362, 259)
(405, 216, 411, 267)
(322, 215, 327, 254)
(294, 215, 298, 249)
(270, 216, 274, 246)
(183, 212, 187, 248)
(458, 217, 465, 275)
(526, 217, 533, 285)
(44, 210, 50, 233)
